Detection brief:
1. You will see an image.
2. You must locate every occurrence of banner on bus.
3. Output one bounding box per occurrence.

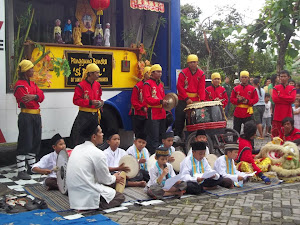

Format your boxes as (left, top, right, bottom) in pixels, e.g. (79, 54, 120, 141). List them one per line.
(65, 51, 113, 87)
(130, 0, 165, 13)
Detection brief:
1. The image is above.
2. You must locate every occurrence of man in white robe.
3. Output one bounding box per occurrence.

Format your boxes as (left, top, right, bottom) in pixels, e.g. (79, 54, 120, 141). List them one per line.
(66, 119, 125, 210)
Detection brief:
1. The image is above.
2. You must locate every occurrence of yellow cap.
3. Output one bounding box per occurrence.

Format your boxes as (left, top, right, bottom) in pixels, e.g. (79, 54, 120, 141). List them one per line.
(19, 60, 34, 73)
(82, 63, 100, 81)
(187, 54, 198, 63)
(240, 71, 249, 77)
(143, 66, 151, 75)
(211, 72, 221, 80)
(151, 64, 162, 72)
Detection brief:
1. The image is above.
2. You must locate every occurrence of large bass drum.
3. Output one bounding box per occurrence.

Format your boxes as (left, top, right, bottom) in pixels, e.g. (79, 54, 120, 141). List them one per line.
(184, 101, 226, 132)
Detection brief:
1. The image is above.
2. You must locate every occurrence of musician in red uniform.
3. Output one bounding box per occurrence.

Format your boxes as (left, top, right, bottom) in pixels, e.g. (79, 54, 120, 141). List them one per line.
(14, 60, 45, 180)
(205, 72, 228, 108)
(279, 117, 300, 143)
(230, 71, 258, 134)
(143, 64, 168, 154)
(174, 54, 205, 142)
(70, 63, 103, 148)
(272, 70, 296, 138)
(129, 66, 151, 135)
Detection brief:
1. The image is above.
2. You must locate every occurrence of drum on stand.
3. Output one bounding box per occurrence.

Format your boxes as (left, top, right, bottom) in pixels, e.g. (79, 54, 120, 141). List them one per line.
(118, 155, 139, 179)
(56, 149, 72, 195)
(170, 151, 186, 172)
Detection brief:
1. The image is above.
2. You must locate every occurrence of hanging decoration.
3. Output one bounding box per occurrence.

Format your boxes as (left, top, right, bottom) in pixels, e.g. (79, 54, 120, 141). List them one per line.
(90, 0, 110, 24)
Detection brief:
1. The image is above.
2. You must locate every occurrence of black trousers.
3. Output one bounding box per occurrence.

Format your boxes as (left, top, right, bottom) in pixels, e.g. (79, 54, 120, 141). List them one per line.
(17, 113, 41, 155)
(131, 115, 147, 135)
(70, 111, 98, 148)
(128, 169, 150, 183)
(145, 119, 166, 155)
(233, 116, 253, 134)
(186, 176, 233, 195)
(174, 100, 187, 138)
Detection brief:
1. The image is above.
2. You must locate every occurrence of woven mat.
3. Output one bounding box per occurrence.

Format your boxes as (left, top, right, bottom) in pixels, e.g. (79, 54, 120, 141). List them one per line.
(204, 179, 282, 197)
(24, 184, 70, 212)
(123, 187, 151, 202)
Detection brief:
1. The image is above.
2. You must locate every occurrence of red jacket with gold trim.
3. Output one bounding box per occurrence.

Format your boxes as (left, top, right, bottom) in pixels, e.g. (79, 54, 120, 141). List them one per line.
(230, 84, 258, 118)
(143, 78, 166, 120)
(205, 85, 228, 108)
(14, 79, 44, 109)
(73, 80, 102, 108)
(177, 67, 205, 102)
(129, 80, 147, 117)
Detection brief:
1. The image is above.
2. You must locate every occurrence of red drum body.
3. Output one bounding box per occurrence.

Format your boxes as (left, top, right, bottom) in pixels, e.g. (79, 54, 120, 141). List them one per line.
(184, 101, 226, 132)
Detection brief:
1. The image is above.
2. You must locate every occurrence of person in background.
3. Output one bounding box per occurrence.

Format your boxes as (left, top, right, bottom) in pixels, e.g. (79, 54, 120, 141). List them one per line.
(262, 93, 272, 137)
(268, 74, 279, 116)
(253, 78, 265, 139)
(205, 73, 228, 108)
(293, 99, 300, 130)
(223, 76, 232, 118)
(289, 80, 296, 87)
(263, 78, 271, 93)
(249, 77, 254, 86)
(272, 70, 296, 138)
(279, 117, 300, 143)
(230, 71, 258, 134)
(296, 83, 300, 94)
(129, 66, 151, 135)
(174, 54, 205, 143)
(14, 60, 45, 180)
(234, 79, 240, 86)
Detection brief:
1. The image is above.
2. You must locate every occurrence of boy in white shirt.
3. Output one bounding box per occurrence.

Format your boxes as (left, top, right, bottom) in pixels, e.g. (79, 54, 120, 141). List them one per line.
(126, 132, 150, 182)
(146, 147, 187, 199)
(104, 129, 146, 187)
(32, 133, 66, 190)
(214, 144, 247, 187)
(180, 142, 232, 195)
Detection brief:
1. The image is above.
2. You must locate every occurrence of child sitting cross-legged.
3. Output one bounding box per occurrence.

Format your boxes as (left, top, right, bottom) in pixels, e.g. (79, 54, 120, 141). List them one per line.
(126, 132, 150, 182)
(145, 147, 187, 199)
(180, 141, 233, 195)
(104, 129, 146, 187)
(32, 133, 66, 190)
(214, 143, 249, 187)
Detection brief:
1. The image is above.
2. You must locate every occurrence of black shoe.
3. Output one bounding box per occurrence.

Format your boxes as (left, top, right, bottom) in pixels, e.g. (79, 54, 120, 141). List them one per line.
(17, 171, 31, 180)
(25, 198, 48, 211)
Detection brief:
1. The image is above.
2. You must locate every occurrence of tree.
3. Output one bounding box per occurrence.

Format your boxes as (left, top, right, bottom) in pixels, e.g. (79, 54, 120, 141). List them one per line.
(246, 0, 300, 72)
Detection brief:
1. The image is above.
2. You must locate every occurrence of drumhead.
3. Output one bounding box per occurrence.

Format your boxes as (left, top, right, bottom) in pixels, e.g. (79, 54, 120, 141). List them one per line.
(119, 155, 139, 178)
(147, 154, 156, 171)
(56, 149, 69, 195)
(206, 154, 218, 168)
(170, 151, 186, 172)
(184, 101, 222, 111)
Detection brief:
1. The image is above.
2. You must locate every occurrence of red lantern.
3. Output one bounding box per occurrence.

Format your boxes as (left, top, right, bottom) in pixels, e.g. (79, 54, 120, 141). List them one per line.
(90, 0, 110, 15)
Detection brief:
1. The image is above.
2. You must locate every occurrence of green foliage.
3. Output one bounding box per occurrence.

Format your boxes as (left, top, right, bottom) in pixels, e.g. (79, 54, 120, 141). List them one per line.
(53, 58, 71, 78)
(246, 0, 300, 72)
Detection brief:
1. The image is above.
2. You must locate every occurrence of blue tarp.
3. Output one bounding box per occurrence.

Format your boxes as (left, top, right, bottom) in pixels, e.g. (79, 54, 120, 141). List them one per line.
(0, 209, 118, 225)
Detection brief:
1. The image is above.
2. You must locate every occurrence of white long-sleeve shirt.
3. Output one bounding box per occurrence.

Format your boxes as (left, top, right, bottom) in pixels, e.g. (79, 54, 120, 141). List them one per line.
(180, 155, 219, 183)
(214, 155, 247, 183)
(66, 141, 116, 210)
(32, 151, 58, 179)
(126, 144, 150, 171)
(146, 162, 176, 188)
(104, 147, 127, 167)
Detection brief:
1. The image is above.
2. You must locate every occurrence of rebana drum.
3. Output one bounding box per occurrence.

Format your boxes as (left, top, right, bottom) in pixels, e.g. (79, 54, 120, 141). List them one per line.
(184, 101, 226, 132)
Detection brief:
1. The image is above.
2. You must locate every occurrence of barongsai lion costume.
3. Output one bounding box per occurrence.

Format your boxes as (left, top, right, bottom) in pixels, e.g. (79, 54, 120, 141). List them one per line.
(255, 141, 300, 182)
